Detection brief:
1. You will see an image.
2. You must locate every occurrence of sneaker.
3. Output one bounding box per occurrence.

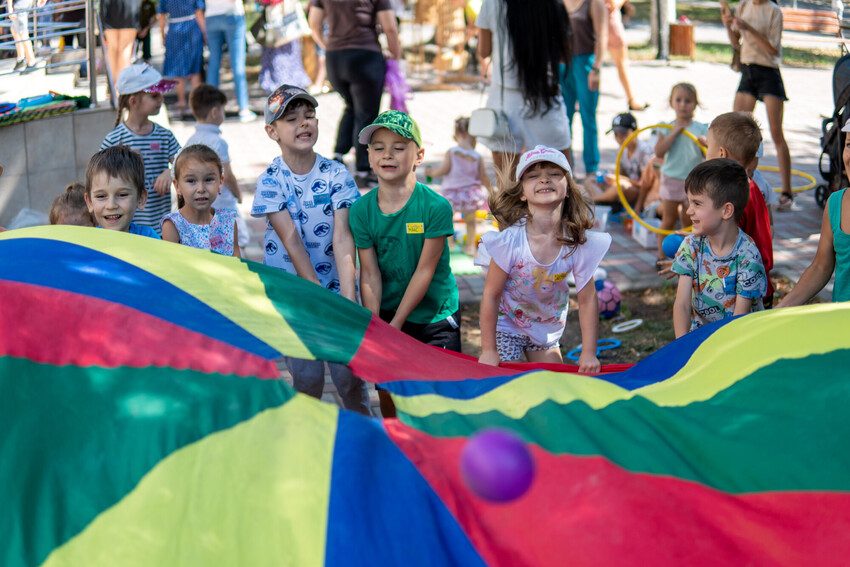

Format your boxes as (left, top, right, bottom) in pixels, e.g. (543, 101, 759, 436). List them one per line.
(13, 59, 26, 71)
(238, 108, 257, 123)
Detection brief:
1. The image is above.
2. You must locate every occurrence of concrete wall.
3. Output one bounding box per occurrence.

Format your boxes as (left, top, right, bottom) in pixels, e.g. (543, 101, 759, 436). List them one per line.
(0, 105, 114, 227)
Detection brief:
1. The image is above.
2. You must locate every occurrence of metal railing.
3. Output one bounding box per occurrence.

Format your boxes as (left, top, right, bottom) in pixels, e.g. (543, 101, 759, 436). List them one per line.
(0, 0, 107, 106)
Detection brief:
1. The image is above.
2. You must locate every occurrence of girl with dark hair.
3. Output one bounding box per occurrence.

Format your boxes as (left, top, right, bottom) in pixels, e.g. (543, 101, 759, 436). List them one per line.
(476, 0, 572, 174)
(561, 0, 608, 185)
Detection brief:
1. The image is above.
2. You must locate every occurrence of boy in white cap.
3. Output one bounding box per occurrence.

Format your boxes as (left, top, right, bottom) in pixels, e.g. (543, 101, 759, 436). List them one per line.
(101, 63, 180, 233)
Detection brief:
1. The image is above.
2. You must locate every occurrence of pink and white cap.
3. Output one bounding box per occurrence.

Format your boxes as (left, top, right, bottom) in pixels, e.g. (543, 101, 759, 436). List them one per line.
(116, 63, 177, 95)
(515, 145, 572, 181)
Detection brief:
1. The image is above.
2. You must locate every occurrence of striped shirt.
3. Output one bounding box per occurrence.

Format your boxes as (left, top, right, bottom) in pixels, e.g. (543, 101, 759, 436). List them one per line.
(101, 123, 181, 231)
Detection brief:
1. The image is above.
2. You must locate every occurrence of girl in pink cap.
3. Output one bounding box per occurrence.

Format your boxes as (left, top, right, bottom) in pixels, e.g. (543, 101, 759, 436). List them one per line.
(476, 145, 610, 373)
(101, 63, 182, 233)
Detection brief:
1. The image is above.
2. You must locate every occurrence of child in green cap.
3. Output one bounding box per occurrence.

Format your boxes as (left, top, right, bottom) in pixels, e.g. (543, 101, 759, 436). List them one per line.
(349, 110, 460, 417)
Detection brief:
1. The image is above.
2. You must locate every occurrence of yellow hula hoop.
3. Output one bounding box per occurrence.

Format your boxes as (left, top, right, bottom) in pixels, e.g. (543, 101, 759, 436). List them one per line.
(755, 164, 817, 193)
(614, 126, 819, 236)
(614, 123, 701, 236)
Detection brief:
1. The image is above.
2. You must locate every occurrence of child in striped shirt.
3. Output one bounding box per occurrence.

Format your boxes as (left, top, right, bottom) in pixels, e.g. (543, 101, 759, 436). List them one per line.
(101, 63, 181, 233)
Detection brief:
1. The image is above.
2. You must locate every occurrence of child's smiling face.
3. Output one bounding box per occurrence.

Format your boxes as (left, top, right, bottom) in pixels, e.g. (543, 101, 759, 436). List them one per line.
(520, 162, 568, 208)
(367, 128, 423, 184)
(85, 172, 146, 232)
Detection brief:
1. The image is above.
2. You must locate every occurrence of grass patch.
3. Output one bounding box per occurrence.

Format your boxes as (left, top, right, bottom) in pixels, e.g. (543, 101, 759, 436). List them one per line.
(629, 0, 724, 24)
(628, 40, 840, 68)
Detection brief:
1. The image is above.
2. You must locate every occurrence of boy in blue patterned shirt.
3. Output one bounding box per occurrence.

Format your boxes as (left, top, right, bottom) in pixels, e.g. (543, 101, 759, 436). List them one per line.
(672, 159, 766, 337)
(251, 84, 368, 414)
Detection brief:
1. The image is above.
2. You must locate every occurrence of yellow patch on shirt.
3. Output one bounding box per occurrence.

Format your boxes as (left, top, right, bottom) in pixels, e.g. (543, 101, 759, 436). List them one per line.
(552, 272, 568, 282)
(406, 223, 424, 234)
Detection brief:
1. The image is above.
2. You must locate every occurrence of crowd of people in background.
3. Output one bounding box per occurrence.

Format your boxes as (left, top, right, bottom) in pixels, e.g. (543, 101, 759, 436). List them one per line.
(3, 0, 848, 417)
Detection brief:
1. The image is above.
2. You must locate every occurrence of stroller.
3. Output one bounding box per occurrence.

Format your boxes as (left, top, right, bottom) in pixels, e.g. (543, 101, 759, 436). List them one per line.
(817, 52, 850, 208)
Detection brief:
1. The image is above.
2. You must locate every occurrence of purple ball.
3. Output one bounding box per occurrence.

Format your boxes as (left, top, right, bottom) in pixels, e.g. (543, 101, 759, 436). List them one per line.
(460, 429, 535, 503)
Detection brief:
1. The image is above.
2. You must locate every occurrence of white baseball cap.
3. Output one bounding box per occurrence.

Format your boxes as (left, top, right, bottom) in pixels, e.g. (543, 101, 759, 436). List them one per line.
(515, 145, 572, 181)
(116, 63, 176, 95)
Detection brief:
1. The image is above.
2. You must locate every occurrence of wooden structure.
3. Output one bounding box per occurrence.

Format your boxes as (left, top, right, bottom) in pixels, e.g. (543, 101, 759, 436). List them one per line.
(669, 22, 695, 59)
(780, 6, 850, 49)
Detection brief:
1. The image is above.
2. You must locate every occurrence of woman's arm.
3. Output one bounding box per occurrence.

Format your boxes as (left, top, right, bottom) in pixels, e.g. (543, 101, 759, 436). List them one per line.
(575, 279, 601, 374)
(377, 9, 401, 60)
(195, 8, 206, 41)
(781, 205, 836, 307)
(673, 274, 693, 338)
(332, 209, 357, 302)
(308, 6, 326, 50)
(158, 13, 168, 43)
(477, 27, 492, 59)
(721, 2, 741, 48)
(588, 0, 608, 91)
(268, 211, 320, 284)
(358, 246, 382, 314)
(389, 237, 445, 329)
(478, 261, 509, 365)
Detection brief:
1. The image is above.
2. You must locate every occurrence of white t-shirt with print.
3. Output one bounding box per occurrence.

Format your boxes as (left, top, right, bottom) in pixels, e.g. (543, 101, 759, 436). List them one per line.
(476, 223, 611, 346)
(621, 139, 654, 181)
(251, 154, 359, 294)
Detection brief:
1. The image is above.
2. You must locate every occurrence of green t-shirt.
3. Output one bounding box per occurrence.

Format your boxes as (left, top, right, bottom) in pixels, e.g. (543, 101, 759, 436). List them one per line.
(349, 182, 459, 324)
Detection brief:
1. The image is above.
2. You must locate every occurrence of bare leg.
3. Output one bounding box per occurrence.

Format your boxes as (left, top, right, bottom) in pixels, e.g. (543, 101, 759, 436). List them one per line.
(464, 212, 478, 256)
(105, 28, 137, 89)
(174, 77, 187, 108)
(377, 388, 396, 418)
(609, 45, 639, 108)
(764, 95, 792, 198)
(678, 201, 692, 229)
(10, 25, 25, 62)
(733, 91, 757, 112)
(593, 179, 638, 205)
(526, 347, 564, 364)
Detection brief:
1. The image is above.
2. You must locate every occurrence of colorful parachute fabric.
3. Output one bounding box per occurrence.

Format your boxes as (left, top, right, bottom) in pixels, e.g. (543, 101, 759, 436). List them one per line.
(2, 226, 850, 566)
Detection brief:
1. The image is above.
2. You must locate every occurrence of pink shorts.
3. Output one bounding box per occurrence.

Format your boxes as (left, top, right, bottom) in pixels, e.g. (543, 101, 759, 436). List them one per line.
(659, 175, 687, 203)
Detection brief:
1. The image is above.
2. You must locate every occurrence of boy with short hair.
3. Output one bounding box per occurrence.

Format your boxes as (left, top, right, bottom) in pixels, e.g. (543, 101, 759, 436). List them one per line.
(349, 110, 460, 417)
(186, 84, 249, 248)
(672, 159, 767, 337)
(251, 84, 368, 415)
(706, 111, 775, 306)
(84, 146, 160, 238)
